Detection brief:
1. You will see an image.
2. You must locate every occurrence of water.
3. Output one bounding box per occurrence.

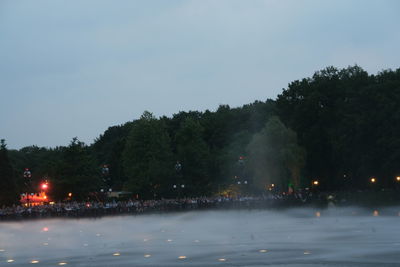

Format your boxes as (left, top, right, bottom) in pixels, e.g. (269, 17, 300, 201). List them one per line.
(1, 207, 400, 266)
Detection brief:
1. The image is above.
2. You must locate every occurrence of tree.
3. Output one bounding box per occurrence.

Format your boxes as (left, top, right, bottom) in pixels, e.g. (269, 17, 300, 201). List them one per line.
(0, 139, 19, 206)
(51, 138, 101, 201)
(122, 111, 174, 199)
(276, 66, 400, 189)
(92, 123, 133, 190)
(246, 117, 305, 192)
(175, 117, 211, 196)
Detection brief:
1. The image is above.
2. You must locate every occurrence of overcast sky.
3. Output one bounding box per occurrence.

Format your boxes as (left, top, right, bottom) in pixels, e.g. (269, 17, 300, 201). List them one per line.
(1, 0, 399, 149)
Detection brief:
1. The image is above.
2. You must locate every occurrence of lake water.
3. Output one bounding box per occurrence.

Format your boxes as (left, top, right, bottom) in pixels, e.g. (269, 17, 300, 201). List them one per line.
(1, 207, 400, 266)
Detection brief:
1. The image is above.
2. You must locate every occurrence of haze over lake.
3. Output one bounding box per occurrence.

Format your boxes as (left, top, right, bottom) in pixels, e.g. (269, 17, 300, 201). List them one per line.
(1, 207, 400, 266)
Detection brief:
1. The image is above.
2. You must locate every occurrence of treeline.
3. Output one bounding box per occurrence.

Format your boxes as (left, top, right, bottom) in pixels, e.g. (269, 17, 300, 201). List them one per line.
(1, 65, 400, 205)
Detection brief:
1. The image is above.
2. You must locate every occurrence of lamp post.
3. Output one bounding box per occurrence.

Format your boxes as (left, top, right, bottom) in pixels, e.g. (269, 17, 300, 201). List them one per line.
(172, 184, 185, 199)
(173, 161, 184, 198)
(41, 181, 49, 201)
(369, 177, 377, 191)
(23, 168, 32, 207)
(311, 180, 319, 193)
(267, 183, 275, 191)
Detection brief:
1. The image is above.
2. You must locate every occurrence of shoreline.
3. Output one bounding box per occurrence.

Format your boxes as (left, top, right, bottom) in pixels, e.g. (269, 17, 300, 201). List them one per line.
(2, 191, 400, 222)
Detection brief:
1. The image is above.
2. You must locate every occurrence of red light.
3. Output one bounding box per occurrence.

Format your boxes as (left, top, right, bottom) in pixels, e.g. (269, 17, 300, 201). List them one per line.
(41, 183, 48, 190)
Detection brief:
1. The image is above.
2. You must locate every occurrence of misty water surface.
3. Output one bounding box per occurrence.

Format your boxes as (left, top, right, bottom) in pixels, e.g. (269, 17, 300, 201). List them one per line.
(1, 207, 400, 266)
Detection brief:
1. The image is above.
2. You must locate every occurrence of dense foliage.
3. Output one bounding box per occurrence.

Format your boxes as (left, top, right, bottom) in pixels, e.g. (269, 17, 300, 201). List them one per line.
(0, 140, 19, 206)
(277, 66, 400, 190)
(1, 66, 399, 205)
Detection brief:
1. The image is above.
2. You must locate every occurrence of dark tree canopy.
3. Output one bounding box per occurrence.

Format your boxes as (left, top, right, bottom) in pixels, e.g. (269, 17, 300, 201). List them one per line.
(0, 140, 19, 206)
(3, 65, 400, 204)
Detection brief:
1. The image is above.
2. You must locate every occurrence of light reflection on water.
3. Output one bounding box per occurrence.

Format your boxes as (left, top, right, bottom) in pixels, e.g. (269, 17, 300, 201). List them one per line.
(1, 207, 400, 266)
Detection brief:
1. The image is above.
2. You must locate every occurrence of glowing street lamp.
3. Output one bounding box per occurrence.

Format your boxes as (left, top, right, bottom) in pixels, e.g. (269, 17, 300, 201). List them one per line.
(312, 180, 319, 186)
(41, 183, 49, 190)
(370, 177, 376, 183)
(396, 176, 400, 182)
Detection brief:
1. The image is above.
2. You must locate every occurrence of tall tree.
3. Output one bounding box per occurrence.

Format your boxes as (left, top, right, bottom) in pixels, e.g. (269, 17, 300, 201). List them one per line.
(51, 138, 100, 201)
(175, 117, 211, 196)
(122, 111, 174, 199)
(0, 139, 19, 206)
(92, 123, 133, 190)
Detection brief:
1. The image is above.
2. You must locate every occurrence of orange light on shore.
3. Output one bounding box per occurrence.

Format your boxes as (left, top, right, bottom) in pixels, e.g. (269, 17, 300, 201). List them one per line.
(68, 193, 72, 197)
(312, 180, 319, 186)
(370, 178, 376, 183)
(396, 176, 400, 182)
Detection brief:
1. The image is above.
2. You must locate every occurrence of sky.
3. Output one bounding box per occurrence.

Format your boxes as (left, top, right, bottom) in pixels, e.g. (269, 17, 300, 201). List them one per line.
(1, 0, 399, 149)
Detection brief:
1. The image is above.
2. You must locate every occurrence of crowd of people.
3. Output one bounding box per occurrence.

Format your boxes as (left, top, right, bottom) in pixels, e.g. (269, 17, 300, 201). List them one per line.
(0, 191, 326, 221)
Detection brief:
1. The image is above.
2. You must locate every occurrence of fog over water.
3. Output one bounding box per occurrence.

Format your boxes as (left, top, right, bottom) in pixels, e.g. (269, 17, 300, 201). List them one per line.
(1, 207, 400, 266)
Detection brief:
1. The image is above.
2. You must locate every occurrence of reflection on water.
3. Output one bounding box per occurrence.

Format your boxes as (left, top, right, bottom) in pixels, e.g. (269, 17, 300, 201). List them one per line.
(1, 207, 400, 266)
